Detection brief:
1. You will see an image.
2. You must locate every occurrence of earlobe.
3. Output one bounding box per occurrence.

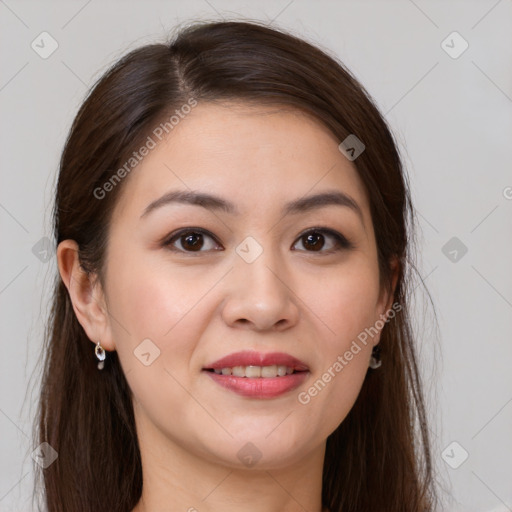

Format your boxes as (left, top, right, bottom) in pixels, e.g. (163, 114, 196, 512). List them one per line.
(56, 240, 115, 351)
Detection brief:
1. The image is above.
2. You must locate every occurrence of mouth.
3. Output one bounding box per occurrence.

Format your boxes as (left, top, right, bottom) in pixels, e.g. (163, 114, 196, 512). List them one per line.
(204, 365, 301, 378)
(202, 351, 309, 399)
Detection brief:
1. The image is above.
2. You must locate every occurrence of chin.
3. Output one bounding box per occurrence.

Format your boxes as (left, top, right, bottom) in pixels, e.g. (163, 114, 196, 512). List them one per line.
(199, 433, 318, 471)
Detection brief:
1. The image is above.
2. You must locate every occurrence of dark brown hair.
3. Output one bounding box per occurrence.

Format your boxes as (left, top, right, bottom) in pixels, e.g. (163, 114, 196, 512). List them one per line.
(33, 19, 439, 512)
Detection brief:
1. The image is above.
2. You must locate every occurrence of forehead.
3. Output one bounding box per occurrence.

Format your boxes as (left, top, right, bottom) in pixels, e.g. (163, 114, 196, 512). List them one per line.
(112, 101, 371, 222)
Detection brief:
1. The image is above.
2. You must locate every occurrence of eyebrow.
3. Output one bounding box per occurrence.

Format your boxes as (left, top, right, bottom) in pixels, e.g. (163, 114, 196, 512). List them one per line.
(141, 189, 364, 223)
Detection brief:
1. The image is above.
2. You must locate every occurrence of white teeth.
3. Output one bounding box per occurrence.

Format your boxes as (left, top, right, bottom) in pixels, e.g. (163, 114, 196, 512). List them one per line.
(261, 365, 277, 378)
(214, 365, 296, 377)
(232, 366, 245, 377)
(245, 365, 262, 378)
(277, 365, 287, 377)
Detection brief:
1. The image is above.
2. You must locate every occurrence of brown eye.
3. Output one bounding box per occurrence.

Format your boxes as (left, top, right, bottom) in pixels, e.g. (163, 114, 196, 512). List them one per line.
(302, 232, 325, 251)
(164, 229, 221, 253)
(181, 232, 204, 251)
(292, 228, 352, 253)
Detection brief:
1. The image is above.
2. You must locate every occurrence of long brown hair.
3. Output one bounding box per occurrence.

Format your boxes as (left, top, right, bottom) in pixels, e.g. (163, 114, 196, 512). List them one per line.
(33, 19, 439, 511)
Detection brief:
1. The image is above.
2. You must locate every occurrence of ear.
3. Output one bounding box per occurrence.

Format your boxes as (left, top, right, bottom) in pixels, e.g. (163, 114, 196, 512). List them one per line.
(381, 256, 400, 313)
(374, 256, 400, 345)
(57, 239, 116, 351)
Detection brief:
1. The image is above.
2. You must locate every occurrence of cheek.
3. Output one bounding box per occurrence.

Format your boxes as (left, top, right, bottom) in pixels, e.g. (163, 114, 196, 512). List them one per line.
(296, 260, 380, 428)
(102, 245, 194, 376)
(105, 254, 213, 427)
(311, 259, 382, 349)
(104, 247, 221, 381)
(106, 240, 206, 337)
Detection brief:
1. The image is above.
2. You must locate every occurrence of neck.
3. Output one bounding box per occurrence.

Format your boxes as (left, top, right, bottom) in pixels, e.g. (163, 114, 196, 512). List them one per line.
(131, 409, 327, 512)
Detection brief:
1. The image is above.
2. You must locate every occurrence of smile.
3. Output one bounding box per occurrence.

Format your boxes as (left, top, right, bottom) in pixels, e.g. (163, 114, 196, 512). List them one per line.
(203, 351, 309, 398)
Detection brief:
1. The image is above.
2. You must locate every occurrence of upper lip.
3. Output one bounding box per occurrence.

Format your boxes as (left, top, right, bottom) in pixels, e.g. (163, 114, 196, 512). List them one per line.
(204, 351, 309, 371)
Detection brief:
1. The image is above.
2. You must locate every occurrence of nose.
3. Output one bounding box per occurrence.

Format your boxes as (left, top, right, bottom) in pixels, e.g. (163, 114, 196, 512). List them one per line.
(221, 247, 300, 332)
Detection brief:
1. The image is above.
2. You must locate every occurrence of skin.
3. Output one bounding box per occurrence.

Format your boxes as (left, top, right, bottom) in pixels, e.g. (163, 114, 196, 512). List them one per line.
(58, 102, 398, 512)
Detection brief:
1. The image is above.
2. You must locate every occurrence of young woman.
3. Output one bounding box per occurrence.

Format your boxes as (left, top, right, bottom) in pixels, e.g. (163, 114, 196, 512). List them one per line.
(34, 20, 438, 512)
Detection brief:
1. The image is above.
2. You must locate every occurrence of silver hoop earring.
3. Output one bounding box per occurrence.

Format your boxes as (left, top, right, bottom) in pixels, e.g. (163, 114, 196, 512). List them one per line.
(95, 341, 106, 370)
(369, 345, 382, 369)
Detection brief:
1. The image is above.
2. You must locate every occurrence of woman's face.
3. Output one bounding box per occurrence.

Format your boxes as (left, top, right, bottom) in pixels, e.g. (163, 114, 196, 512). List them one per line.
(100, 102, 393, 469)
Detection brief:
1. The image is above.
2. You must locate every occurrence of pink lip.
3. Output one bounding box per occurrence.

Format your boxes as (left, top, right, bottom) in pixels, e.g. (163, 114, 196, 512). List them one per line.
(204, 372, 309, 399)
(202, 351, 310, 399)
(204, 351, 309, 371)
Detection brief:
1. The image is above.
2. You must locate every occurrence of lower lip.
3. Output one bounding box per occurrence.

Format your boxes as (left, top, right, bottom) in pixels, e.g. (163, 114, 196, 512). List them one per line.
(204, 371, 309, 398)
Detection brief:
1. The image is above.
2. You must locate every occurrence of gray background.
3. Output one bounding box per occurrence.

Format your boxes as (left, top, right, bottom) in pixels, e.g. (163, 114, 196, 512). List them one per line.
(1, 1, 511, 511)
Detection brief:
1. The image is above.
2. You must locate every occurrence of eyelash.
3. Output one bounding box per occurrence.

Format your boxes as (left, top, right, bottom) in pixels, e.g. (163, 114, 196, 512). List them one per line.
(162, 227, 354, 255)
